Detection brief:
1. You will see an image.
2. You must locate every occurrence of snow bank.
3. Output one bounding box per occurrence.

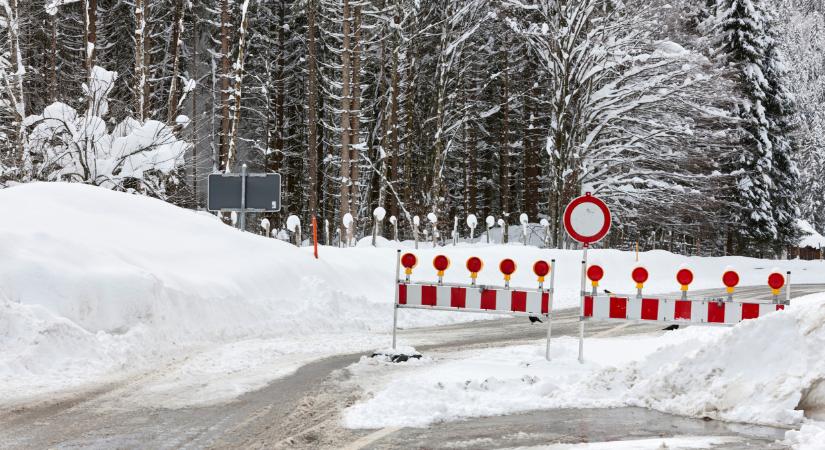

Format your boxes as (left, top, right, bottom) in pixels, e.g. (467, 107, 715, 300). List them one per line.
(1, 182, 823, 406)
(344, 294, 825, 431)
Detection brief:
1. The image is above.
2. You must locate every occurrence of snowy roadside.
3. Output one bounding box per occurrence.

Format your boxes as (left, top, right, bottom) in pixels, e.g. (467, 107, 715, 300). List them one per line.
(2, 182, 825, 409)
(342, 293, 825, 448)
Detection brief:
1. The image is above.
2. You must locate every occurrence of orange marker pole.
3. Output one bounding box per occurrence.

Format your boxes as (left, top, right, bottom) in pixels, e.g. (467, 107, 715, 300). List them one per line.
(312, 216, 319, 259)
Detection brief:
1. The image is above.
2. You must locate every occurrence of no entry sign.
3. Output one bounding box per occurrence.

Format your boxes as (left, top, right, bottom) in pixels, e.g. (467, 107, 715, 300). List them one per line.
(563, 193, 611, 245)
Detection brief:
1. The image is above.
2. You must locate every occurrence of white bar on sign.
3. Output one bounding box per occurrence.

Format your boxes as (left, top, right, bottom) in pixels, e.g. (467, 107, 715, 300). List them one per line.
(436, 285, 452, 308)
(526, 291, 542, 315)
(466, 288, 482, 310)
(406, 284, 423, 306)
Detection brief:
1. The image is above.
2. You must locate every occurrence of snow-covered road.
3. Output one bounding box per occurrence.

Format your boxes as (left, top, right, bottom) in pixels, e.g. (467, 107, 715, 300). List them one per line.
(1, 285, 821, 449)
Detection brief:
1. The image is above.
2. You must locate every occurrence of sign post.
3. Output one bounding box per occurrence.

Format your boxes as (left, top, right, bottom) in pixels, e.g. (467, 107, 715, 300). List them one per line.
(207, 166, 281, 230)
(563, 192, 611, 363)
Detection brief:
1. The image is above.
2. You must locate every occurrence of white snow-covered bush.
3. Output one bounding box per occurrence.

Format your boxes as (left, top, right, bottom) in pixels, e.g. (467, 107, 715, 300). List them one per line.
(373, 207, 386, 221)
(427, 212, 437, 224)
(343, 212, 354, 228)
(413, 215, 420, 226)
(23, 66, 188, 197)
(389, 215, 397, 225)
(486, 216, 495, 227)
(466, 214, 478, 229)
(519, 213, 529, 225)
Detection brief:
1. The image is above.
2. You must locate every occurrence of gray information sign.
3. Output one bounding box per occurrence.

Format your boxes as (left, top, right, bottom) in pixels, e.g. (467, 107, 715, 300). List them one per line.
(208, 166, 281, 229)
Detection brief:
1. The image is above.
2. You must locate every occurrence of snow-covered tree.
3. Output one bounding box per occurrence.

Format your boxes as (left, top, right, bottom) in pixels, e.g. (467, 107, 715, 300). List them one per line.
(24, 66, 188, 197)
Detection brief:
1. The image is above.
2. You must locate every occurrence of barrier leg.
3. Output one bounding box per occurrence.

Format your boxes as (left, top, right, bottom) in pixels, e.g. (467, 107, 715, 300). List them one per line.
(545, 259, 556, 361)
(578, 246, 588, 363)
(392, 249, 401, 350)
(786, 271, 792, 304)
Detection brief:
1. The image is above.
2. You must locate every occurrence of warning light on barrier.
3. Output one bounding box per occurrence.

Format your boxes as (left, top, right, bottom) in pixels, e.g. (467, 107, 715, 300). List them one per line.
(433, 255, 451, 284)
(768, 271, 785, 296)
(586, 264, 604, 288)
(722, 267, 739, 295)
(631, 266, 649, 290)
(401, 253, 418, 280)
(500, 258, 517, 288)
(466, 256, 483, 283)
(676, 267, 693, 292)
(533, 260, 551, 285)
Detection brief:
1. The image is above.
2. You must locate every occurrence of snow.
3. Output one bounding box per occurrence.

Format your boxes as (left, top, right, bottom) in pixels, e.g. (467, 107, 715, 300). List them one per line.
(797, 219, 825, 249)
(344, 293, 825, 439)
(486, 215, 496, 227)
(466, 214, 478, 228)
(373, 206, 386, 221)
(286, 214, 301, 231)
(427, 212, 438, 224)
(784, 421, 825, 450)
(2, 182, 825, 414)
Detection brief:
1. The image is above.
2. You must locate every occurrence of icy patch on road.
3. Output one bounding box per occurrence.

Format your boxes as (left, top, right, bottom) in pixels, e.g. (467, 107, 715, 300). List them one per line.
(345, 294, 825, 434)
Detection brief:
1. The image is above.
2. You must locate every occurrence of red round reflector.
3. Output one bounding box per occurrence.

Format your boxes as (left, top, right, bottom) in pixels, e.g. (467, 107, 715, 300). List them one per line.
(401, 253, 418, 269)
(533, 260, 550, 278)
(433, 255, 451, 272)
(586, 265, 604, 282)
(722, 270, 739, 288)
(768, 272, 785, 290)
(499, 258, 517, 276)
(631, 267, 649, 284)
(676, 268, 694, 286)
(466, 256, 483, 273)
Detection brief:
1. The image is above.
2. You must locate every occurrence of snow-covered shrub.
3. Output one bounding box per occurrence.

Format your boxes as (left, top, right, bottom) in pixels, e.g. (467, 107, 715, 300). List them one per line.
(23, 66, 187, 197)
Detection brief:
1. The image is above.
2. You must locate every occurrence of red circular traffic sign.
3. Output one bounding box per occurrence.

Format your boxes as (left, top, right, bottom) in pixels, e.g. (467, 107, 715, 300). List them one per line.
(563, 193, 611, 245)
(586, 264, 604, 282)
(768, 272, 785, 290)
(466, 256, 483, 273)
(632, 267, 649, 284)
(401, 253, 418, 269)
(533, 260, 551, 278)
(499, 259, 517, 276)
(722, 270, 739, 288)
(433, 255, 451, 272)
(677, 268, 694, 286)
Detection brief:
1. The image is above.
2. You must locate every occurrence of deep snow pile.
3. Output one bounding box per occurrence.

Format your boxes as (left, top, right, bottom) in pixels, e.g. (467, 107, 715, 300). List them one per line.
(344, 294, 825, 432)
(1, 182, 824, 407)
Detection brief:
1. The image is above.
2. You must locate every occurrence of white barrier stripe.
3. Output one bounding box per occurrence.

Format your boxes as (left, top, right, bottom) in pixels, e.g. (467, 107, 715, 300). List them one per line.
(692, 300, 708, 324)
(725, 301, 742, 324)
(526, 291, 542, 315)
(593, 295, 611, 319)
(628, 297, 642, 320)
(466, 288, 482, 310)
(436, 285, 452, 308)
(406, 284, 422, 306)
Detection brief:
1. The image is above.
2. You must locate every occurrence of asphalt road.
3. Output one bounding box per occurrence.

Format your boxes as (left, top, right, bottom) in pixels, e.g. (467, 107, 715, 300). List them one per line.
(0, 284, 822, 449)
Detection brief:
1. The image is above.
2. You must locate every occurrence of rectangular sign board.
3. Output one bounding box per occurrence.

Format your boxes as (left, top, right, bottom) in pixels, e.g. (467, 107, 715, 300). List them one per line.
(207, 172, 281, 212)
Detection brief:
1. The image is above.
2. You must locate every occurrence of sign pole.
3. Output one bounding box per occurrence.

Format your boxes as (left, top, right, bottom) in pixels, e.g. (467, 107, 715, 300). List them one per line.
(545, 258, 556, 361)
(392, 249, 401, 350)
(578, 244, 588, 363)
(239, 164, 248, 231)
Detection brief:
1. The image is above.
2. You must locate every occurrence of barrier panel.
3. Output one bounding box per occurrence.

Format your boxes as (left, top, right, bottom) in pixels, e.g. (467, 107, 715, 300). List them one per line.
(391, 250, 557, 360)
(577, 263, 792, 362)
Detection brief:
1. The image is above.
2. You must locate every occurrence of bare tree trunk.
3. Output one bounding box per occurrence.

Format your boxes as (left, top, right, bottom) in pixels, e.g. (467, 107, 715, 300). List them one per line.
(387, 2, 401, 219)
(166, 0, 185, 124)
(190, 8, 199, 206)
(339, 0, 353, 237)
(49, 11, 57, 102)
(3, 0, 28, 173)
(499, 39, 511, 217)
(349, 4, 362, 221)
(307, 0, 320, 215)
(523, 62, 539, 220)
(218, 0, 231, 171)
(134, 0, 146, 121)
(227, 0, 251, 167)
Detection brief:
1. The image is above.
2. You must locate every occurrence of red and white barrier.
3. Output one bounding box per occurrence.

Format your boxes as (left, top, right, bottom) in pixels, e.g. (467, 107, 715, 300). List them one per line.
(391, 250, 557, 360)
(583, 295, 785, 325)
(576, 262, 792, 362)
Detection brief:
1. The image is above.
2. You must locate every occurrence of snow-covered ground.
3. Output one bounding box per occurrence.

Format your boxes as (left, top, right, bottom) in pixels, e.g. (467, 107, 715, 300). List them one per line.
(1, 182, 825, 433)
(344, 292, 825, 448)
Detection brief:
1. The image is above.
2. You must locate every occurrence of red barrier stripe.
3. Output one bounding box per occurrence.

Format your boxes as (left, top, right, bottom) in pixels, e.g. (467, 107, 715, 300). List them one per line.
(641, 298, 659, 320)
(707, 302, 725, 323)
(541, 292, 550, 314)
(511, 291, 527, 312)
(480, 289, 497, 310)
(742, 303, 760, 320)
(584, 296, 594, 317)
(398, 284, 407, 305)
(674, 300, 692, 320)
(451, 287, 466, 308)
(776, 304, 785, 311)
(609, 297, 627, 319)
(421, 285, 437, 306)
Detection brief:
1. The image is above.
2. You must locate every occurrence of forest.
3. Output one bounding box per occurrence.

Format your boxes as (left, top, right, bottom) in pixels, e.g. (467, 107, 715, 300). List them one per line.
(2, 0, 824, 256)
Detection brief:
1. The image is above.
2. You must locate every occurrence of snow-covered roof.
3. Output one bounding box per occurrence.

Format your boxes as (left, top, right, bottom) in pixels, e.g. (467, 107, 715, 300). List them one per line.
(797, 219, 825, 248)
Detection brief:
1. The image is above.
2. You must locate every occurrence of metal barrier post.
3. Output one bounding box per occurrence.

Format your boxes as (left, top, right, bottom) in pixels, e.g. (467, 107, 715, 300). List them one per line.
(392, 249, 401, 350)
(578, 245, 589, 363)
(545, 258, 556, 361)
(786, 271, 792, 304)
